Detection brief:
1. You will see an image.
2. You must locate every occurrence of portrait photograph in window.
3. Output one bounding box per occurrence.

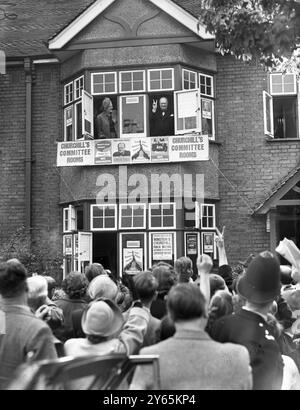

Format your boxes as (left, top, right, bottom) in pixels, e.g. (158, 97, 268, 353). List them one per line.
(112, 139, 131, 164)
(120, 95, 146, 138)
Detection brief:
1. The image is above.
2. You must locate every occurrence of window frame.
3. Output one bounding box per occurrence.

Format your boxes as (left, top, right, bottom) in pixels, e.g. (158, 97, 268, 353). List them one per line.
(64, 81, 74, 106)
(182, 69, 198, 90)
(270, 73, 297, 96)
(64, 105, 74, 141)
(263, 90, 274, 137)
(63, 205, 77, 233)
(199, 73, 214, 98)
(119, 94, 147, 138)
(119, 70, 146, 94)
(91, 71, 118, 95)
(201, 97, 215, 140)
(174, 88, 201, 135)
(201, 203, 216, 230)
(119, 203, 146, 230)
(149, 202, 176, 230)
(74, 75, 85, 100)
(90, 204, 117, 231)
(147, 68, 175, 92)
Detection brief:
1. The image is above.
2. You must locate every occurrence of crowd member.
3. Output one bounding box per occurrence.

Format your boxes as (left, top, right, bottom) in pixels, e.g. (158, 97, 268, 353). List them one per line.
(150, 262, 177, 319)
(130, 283, 252, 390)
(130, 271, 160, 347)
(206, 290, 233, 334)
(84, 263, 106, 283)
(64, 298, 150, 389)
(174, 257, 194, 283)
(44, 276, 58, 300)
(54, 272, 88, 342)
(210, 251, 284, 390)
(0, 260, 57, 389)
(27, 275, 63, 331)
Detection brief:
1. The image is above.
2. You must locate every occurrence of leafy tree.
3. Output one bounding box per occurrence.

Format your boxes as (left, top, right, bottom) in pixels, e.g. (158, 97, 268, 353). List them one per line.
(198, 0, 300, 69)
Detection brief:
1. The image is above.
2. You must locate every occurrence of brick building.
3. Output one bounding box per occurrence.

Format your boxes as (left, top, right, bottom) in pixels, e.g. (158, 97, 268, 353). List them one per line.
(0, 0, 299, 279)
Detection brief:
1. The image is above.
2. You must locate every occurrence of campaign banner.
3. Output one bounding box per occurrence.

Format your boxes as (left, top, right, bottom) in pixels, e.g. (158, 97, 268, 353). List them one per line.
(152, 233, 173, 261)
(57, 140, 94, 166)
(57, 135, 209, 166)
(169, 135, 209, 162)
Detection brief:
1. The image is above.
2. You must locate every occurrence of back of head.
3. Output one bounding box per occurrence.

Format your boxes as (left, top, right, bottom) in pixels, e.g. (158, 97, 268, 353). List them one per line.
(84, 263, 105, 283)
(167, 283, 206, 322)
(174, 257, 193, 283)
(62, 271, 88, 300)
(152, 264, 177, 295)
(237, 251, 281, 305)
(87, 274, 118, 301)
(0, 259, 28, 299)
(209, 274, 226, 297)
(27, 275, 48, 300)
(133, 271, 158, 304)
(209, 290, 233, 318)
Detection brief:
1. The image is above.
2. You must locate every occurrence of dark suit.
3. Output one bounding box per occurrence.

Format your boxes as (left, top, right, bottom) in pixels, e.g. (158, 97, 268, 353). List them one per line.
(150, 110, 174, 136)
(96, 111, 117, 139)
(210, 309, 284, 390)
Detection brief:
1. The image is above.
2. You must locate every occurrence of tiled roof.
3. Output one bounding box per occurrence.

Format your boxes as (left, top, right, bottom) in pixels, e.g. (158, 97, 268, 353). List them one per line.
(0, 0, 202, 58)
(254, 164, 300, 214)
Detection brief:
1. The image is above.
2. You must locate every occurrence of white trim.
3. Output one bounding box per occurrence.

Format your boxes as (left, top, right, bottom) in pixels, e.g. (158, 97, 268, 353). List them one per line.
(74, 75, 85, 100)
(119, 94, 147, 138)
(91, 71, 117, 95)
(119, 70, 146, 94)
(64, 81, 74, 106)
(201, 97, 215, 141)
(263, 90, 274, 137)
(182, 68, 198, 90)
(149, 202, 176, 230)
(119, 232, 147, 277)
(200, 203, 215, 230)
(78, 232, 93, 274)
(149, 231, 177, 265)
(199, 73, 214, 97)
(64, 106, 74, 141)
(90, 204, 117, 231)
(298, 80, 300, 139)
(174, 88, 201, 135)
(119, 203, 146, 230)
(147, 68, 174, 91)
(74, 100, 82, 140)
(48, 0, 214, 50)
(270, 73, 297, 96)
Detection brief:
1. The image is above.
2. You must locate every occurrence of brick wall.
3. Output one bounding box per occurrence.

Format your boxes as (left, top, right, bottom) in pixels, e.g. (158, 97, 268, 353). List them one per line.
(0, 67, 26, 245)
(216, 55, 300, 264)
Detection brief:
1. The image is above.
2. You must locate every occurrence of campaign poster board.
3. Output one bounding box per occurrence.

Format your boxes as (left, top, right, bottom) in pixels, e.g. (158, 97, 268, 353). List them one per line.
(169, 134, 209, 162)
(131, 138, 151, 163)
(150, 232, 176, 266)
(112, 139, 131, 164)
(57, 140, 94, 166)
(120, 233, 146, 277)
(94, 140, 112, 164)
(151, 137, 169, 162)
(202, 232, 216, 258)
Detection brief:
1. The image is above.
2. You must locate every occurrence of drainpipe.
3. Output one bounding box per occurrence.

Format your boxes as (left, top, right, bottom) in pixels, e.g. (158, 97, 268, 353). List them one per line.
(24, 57, 32, 239)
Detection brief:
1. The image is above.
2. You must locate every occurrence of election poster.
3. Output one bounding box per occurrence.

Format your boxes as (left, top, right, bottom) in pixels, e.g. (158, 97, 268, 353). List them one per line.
(151, 137, 169, 162)
(169, 135, 209, 162)
(123, 248, 143, 275)
(112, 139, 131, 164)
(152, 233, 173, 261)
(94, 140, 112, 164)
(131, 138, 151, 163)
(57, 140, 94, 166)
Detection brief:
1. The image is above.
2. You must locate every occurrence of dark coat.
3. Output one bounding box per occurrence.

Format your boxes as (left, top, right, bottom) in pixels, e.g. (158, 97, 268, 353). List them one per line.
(150, 110, 174, 136)
(210, 309, 284, 390)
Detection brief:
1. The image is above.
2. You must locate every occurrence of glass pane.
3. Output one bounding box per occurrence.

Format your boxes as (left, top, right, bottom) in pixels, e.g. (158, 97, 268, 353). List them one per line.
(162, 79, 172, 89)
(93, 207, 104, 217)
(163, 205, 174, 216)
(66, 124, 73, 141)
(151, 205, 162, 216)
(106, 73, 115, 83)
(122, 82, 132, 92)
(208, 218, 214, 228)
(272, 84, 283, 93)
(133, 217, 143, 227)
(284, 83, 295, 93)
(162, 70, 172, 80)
(151, 216, 162, 228)
(94, 74, 104, 84)
(94, 84, 104, 94)
(206, 77, 211, 86)
(163, 216, 174, 227)
(150, 71, 160, 80)
(122, 206, 132, 217)
(105, 217, 115, 229)
(133, 81, 143, 91)
(133, 72, 143, 81)
(121, 96, 145, 135)
(105, 83, 115, 93)
(105, 207, 116, 217)
(183, 80, 189, 89)
(93, 218, 104, 229)
(122, 72, 131, 82)
(121, 217, 132, 228)
(75, 103, 82, 139)
(150, 80, 160, 90)
(272, 75, 282, 84)
(208, 207, 213, 216)
(200, 85, 206, 94)
(203, 207, 208, 217)
(133, 207, 144, 217)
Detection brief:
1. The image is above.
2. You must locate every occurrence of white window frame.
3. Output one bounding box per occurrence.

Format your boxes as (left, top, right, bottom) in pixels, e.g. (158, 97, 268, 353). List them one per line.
(119, 70, 146, 94)
(184, 231, 201, 257)
(119, 94, 147, 138)
(149, 231, 177, 264)
(81, 90, 94, 139)
(147, 68, 175, 91)
(174, 88, 201, 135)
(119, 204, 146, 230)
(270, 73, 297, 96)
(63, 205, 77, 233)
(182, 69, 198, 90)
(201, 97, 215, 140)
(74, 75, 84, 100)
(263, 90, 274, 137)
(149, 202, 176, 230)
(199, 73, 214, 97)
(64, 81, 74, 106)
(64, 106, 74, 141)
(201, 203, 216, 230)
(91, 72, 117, 95)
(74, 100, 83, 140)
(90, 204, 117, 231)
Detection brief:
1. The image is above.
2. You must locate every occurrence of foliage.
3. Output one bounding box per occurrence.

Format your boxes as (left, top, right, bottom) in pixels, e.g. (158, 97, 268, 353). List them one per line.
(0, 226, 63, 283)
(198, 0, 300, 69)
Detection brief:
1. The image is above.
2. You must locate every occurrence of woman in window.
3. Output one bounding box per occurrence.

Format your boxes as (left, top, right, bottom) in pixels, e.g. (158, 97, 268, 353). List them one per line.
(95, 98, 118, 139)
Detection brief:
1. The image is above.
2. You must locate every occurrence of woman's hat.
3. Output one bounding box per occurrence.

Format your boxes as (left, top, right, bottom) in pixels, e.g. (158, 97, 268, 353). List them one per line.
(81, 298, 124, 337)
(237, 253, 281, 304)
(87, 275, 118, 301)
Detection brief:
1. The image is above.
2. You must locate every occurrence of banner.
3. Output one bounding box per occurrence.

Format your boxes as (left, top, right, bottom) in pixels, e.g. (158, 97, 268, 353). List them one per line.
(57, 135, 209, 167)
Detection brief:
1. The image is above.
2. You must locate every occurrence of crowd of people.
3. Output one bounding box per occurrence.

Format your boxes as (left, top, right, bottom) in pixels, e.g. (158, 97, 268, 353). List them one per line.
(1, 228, 300, 390)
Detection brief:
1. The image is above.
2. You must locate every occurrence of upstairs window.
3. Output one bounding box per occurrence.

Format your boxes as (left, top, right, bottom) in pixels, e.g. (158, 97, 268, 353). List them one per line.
(199, 74, 214, 97)
(149, 203, 176, 229)
(119, 71, 145, 93)
(90, 204, 117, 231)
(148, 68, 174, 91)
(92, 72, 117, 95)
(119, 204, 146, 229)
(264, 73, 299, 139)
(182, 69, 197, 90)
(201, 204, 215, 229)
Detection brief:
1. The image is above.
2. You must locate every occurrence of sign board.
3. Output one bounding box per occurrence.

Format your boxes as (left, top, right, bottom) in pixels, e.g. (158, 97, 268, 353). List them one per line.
(152, 233, 173, 261)
(57, 135, 209, 167)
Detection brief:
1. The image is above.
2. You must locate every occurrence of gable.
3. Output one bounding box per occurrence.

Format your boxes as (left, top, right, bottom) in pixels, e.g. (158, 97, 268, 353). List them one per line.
(71, 0, 194, 45)
(48, 0, 214, 50)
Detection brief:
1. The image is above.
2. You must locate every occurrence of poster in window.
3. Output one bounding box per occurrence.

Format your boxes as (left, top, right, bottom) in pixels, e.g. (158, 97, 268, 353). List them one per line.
(152, 233, 173, 261)
(151, 137, 169, 162)
(123, 248, 143, 275)
(202, 232, 215, 254)
(94, 140, 112, 164)
(186, 233, 198, 255)
(64, 235, 73, 255)
(202, 99, 212, 119)
(121, 95, 145, 137)
(131, 138, 151, 163)
(112, 139, 131, 164)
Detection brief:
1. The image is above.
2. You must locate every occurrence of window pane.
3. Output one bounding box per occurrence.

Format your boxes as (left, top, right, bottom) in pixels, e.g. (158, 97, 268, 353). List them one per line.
(150, 71, 160, 80)
(133, 72, 143, 81)
(122, 72, 131, 82)
(93, 218, 104, 229)
(273, 96, 298, 139)
(272, 84, 283, 94)
(105, 217, 115, 229)
(133, 217, 143, 227)
(75, 103, 82, 139)
(162, 70, 172, 80)
(163, 216, 174, 227)
(133, 207, 144, 217)
(121, 217, 132, 228)
(151, 216, 162, 227)
(122, 82, 132, 92)
(106, 73, 115, 83)
(151, 205, 162, 216)
(200, 85, 206, 94)
(163, 205, 174, 216)
(105, 83, 115, 93)
(162, 79, 172, 89)
(133, 81, 143, 91)
(105, 207, 116, 217)
(122, 207, 132, 217)
(121, 95, 145, 135)
(93, 207, 104, 217)
(94, 84, 104, 94)
(150, 80, 160, 90)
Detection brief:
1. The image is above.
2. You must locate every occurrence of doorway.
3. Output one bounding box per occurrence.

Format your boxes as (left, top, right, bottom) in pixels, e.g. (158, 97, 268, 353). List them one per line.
(93, 232, 118, 277)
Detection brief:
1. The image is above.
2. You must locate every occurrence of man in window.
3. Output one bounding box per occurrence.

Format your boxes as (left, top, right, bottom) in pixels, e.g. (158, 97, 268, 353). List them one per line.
(150, 97, 174, 136)
(96, 98, 118, 139)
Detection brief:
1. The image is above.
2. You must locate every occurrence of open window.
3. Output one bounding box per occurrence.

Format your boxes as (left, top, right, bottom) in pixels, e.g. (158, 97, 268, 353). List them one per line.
(63, 205, 77, 233)
(174, 89, 201, 134)
(82, 90, 94, 140)
(263, 91, 274, 137)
